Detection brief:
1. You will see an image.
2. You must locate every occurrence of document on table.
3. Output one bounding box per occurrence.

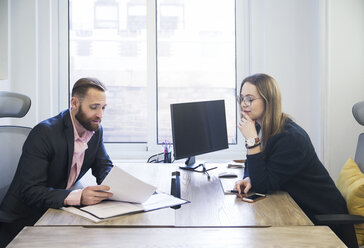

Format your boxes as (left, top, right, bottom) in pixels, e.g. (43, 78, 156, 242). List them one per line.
(78, 193, 188, 220)
(62, 166, 189, 221)
(101, 166, 157, 203)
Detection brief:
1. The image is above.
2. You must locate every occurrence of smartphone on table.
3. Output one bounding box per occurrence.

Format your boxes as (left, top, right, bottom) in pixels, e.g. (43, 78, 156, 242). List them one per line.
(241, 193, 266, 203)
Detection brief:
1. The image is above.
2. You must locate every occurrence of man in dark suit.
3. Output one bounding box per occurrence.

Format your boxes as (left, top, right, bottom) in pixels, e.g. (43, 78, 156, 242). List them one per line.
(0, 78, 114, 247)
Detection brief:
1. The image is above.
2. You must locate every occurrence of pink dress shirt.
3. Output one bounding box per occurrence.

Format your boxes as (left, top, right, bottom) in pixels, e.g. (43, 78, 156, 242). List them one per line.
(63, 110, 94, 206)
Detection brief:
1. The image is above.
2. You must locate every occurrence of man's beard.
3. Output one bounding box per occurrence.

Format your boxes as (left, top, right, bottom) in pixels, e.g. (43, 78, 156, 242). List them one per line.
(75, 105, 101, 132)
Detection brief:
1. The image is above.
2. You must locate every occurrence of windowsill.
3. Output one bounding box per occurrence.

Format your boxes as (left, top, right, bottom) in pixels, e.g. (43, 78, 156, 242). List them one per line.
(108, 148, 246, 163)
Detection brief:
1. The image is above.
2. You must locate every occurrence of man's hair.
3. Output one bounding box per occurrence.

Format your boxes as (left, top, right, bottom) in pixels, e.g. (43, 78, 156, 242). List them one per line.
(71, 78, 106, 99)
(240, 73, 288, 151)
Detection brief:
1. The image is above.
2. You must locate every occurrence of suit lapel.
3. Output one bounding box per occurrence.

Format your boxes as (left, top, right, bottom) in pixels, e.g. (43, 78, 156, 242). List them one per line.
(63, 110, 75, 178)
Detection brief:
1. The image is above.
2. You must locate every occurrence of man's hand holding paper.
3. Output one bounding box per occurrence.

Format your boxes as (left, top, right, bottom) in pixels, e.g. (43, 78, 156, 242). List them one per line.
(81, 185, 114, 205)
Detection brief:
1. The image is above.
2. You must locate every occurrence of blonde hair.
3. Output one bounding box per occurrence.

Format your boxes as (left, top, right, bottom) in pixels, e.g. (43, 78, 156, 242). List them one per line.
(240, 73, 288, 151)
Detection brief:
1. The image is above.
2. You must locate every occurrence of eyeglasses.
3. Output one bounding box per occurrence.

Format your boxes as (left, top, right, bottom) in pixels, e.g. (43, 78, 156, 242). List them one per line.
(237, 95, 262, 107)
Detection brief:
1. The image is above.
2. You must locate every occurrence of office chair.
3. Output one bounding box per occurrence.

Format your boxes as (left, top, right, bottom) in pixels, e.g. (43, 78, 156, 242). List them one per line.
(353, 101, 364, 172)
(315, 101, 364, 248)
(0, 91, 31, 223)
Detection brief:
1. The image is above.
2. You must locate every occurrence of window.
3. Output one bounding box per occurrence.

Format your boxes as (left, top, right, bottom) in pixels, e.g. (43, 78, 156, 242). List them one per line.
(156, 0, 236, 144)
(69, 0, 239, 149)
(70, 0, 148, 143)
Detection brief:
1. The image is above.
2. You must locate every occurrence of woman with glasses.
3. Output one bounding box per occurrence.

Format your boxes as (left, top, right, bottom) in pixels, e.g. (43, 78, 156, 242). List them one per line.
(234, 73, 351, 246)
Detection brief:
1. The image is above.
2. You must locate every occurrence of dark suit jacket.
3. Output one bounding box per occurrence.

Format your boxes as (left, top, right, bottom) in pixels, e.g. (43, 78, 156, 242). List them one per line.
(243, 118, 348, 222)
(0, 109, 113, 220)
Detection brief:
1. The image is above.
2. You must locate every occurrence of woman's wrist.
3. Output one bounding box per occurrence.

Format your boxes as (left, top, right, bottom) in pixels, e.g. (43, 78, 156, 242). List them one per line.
(246, 145, 261, 155)
(245, 137, 260, 148)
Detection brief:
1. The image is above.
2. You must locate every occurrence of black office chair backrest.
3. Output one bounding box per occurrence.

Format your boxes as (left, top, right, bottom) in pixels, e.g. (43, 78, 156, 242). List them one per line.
(0, 91, 31, 203)
(353, 101, 364, 172)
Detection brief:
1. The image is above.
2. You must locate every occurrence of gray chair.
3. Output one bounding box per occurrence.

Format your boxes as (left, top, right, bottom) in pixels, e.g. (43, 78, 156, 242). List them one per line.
(315, 100, 364, 248)
(0, 92, 31, 209)
(353, 101, 364, 173)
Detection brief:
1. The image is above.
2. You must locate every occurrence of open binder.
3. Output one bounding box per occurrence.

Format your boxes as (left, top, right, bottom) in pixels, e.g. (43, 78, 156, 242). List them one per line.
(79, 192, 187, 220)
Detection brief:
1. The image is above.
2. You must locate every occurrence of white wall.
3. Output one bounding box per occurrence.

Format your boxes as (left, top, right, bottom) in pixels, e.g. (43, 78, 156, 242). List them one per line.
(9, 0, 37, 126)
(326, 0, 364, 180)
(0, 0, 8, 81)
(7, 0, 60, 127)
(249, 0, 323, 158)
(0, 0, 9, 125)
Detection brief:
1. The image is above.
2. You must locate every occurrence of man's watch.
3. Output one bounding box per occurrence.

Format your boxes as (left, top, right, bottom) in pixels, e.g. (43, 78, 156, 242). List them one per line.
(245, 137, 260, 149)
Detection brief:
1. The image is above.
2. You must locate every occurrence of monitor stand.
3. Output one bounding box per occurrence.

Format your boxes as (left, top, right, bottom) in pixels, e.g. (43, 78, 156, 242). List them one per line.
(179, 157, 217, 173)
(179, 156, 199, 170)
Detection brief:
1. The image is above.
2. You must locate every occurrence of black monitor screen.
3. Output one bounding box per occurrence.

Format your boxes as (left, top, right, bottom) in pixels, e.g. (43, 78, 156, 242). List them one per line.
(170, 100, 228, 162)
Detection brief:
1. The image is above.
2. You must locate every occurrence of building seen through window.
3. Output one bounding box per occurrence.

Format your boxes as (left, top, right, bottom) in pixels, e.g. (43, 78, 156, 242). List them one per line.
(69, 0, 236, 144)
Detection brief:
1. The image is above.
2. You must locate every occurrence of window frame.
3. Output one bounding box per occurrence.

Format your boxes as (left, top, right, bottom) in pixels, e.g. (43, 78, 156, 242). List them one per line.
(59, 0, 249, 161)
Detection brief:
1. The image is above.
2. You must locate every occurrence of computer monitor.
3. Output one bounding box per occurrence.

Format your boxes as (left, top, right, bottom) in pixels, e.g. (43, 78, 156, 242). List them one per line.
(170, 99, 229, 169)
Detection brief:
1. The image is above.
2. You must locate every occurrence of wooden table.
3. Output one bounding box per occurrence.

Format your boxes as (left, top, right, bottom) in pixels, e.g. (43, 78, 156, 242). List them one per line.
(8, 226, 345, 248)
(36, 163, 313, 227)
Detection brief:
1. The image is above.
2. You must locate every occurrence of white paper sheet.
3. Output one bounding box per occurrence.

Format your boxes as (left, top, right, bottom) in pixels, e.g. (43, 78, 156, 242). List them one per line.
(141, 193, 188, 211)
(102, 166, 157, 203)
